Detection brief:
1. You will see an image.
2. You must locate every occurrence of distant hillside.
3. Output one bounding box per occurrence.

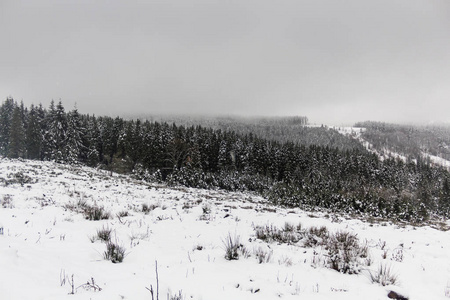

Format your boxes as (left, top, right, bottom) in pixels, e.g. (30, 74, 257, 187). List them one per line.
(134, 114, 365, 152)
(354, 121, 450, 166)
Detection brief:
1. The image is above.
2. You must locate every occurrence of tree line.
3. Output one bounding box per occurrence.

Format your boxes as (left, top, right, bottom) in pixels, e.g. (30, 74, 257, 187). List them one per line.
(1, 97, 450, 222)
(137, 114, 364, 152)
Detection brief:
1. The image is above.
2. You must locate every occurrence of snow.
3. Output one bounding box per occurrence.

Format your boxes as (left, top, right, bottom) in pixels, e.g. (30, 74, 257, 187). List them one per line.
(1, 158, 450, 299)
(333, 126, 408, 162)
(422, 152, 450, 170)
(335, 126, 450, 170)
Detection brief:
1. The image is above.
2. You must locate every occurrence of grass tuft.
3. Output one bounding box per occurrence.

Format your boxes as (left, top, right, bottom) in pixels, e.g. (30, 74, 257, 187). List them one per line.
(368, 263, 398, 286)
(96, 226, 112, 243)
(104, 241, 126, 263)
(223, 233, 246, 260)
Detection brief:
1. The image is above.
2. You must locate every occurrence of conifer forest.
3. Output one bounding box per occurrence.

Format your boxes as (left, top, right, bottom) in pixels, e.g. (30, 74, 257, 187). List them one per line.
(1, 97, 450, 223)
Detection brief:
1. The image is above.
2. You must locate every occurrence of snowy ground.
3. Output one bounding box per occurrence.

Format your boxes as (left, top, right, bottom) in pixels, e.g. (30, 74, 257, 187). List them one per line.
(1, 158, 450, 300)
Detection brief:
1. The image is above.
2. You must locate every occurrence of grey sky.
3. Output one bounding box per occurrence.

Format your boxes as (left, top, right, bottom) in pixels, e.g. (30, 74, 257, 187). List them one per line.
(1, 0, 450, 125)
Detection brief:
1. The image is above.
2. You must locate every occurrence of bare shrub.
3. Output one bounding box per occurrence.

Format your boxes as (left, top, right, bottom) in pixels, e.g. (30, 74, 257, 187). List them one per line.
(255, 225, 278, 242)
(311, 249, 326, 268)
(202, 204, 211, 215)
(278, 255, 293, 267)
(117, 210, 129, 218)
(168, 290, 184, 300)
(142, 203, 158, 214)
(254, 223, 368, 274)
(283, 222, 295, 232)
(84, 205, 111, 220)
(1, 194, 14, 208)
(303, 226, 329, 247)
(64, 199, 87, 213)
(254, 246, 273, 264)
(65, 200, 110, 221)
(77, 277, 102, 292)
(6, 171, 33, 186)
(391, 246, 403, 262)
(326, 231, 363, 274)
(199, 204, 212, 221)
(254, 223, 302, 244)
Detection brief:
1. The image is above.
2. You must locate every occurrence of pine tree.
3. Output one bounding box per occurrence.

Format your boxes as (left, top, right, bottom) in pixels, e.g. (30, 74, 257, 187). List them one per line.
(103, 116, 123, 164)
(25, 105, 42, 159)
(117, 120, 132, 159)
(43, 100, 68, 162)
(85, 115, 101, 167)
(439, 177, 450, 217)
(8, 106, 25, 158)
(130, 119, 143, 165)
(65, 106, 85, 164)
(0, 97, 15, 156)
(218, 139, 230, 170)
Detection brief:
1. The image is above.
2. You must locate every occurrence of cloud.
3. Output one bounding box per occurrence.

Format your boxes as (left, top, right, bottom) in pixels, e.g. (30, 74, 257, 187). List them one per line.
(1, 0, 450, 124)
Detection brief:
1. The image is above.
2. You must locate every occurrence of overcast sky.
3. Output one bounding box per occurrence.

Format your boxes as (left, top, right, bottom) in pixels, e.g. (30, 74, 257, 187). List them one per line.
(1, 0, 450, 125)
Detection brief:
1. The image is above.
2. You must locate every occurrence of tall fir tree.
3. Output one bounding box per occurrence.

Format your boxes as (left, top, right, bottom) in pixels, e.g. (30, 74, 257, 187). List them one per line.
(43, 100, 68, 162)
(85, 115, 101, 167)
(0, 97, 15, 156)
(65, 106, 85, 164)
(439, 177, 450, 217)
(25, 104, 42, 159)
(8, 106, 26, 158)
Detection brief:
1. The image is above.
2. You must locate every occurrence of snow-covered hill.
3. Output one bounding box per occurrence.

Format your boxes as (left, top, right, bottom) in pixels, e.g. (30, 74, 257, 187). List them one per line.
(334, 127, 408, 162)
(335, 126, 450, 170)
(1, 158, 450, 299)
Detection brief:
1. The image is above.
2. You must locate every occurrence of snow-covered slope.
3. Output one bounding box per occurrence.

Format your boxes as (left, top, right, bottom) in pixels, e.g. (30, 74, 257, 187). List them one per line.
(335, 126, 450, 170)
(334, 127, 409, 162)
(1, 158, 450, 299)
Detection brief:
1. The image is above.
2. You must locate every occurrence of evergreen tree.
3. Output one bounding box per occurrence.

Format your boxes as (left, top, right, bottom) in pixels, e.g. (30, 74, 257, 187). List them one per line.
(0, 97, 15, 156)
(36, 104, 47, 160)
(65, 106, 85, 164)
(19, 100, 28, 128)
(85, 116, 101, 167)
(439, 177, 450, 217)
(43, 100, 68, 162)
(130, 119, 143, 166)
(25, 105, 42, 159)
(103, 116, 123, 164)
(218, 138, 229, 170)
(117, 120, 134, 159)
(8, 106, 25, 158)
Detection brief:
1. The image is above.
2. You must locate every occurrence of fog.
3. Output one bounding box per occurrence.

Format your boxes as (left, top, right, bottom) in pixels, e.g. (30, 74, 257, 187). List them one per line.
(1, 0, 450, 125)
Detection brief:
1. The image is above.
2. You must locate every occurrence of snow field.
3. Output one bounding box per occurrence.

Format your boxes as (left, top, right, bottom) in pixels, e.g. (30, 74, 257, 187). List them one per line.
(1, 158, 450, 299)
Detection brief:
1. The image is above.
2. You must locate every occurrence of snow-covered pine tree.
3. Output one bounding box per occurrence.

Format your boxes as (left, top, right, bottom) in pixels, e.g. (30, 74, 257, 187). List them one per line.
(8, 106, 26, 158)
(85, 115, 101, 167)
(65, 106, 85, 164)
(0, 97, 15, 156)
(439, 177, 450, 217)
(25, 104, 43, 160)
(43, 100, 68, 162)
